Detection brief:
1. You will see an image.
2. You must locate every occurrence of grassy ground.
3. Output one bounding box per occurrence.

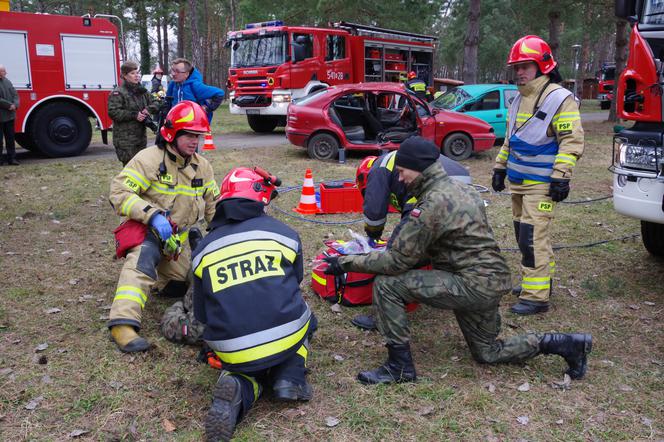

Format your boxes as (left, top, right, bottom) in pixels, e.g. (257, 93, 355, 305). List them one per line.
(0, 121, 662, 441)
(579, 99, 608, 113)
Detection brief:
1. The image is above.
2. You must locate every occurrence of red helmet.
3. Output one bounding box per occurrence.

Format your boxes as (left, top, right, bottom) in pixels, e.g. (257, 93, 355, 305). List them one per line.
(507, 35, 556, 74)
(153, 67, 164, 74)
(220, 167, 281, 205)
(408, 71, 417, 80)
(356, 156, 377, 195)
(160, 101, 210, 143)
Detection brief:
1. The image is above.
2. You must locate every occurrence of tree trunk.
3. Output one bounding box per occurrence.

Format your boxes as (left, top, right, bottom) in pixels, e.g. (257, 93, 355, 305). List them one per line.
(177, 1, 185, 58)
(136, 0, 151, 74)
(163, 14, 170, 69)
(548, 1, 561, 57)
(229, 0, 237, 31)
(609, 19, 628, 122)
(188, 0, 203, 71)
(203, 0, 210, 82)
(462, 0, 481, 84)
(156, 16, 163, 71)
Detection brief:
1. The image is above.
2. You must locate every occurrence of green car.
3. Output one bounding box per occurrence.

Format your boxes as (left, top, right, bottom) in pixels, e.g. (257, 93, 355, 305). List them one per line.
(432, 84, 518, 140)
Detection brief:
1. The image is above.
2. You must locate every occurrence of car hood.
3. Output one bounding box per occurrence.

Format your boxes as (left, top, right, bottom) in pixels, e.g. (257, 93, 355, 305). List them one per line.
(433, 108, 492, 130)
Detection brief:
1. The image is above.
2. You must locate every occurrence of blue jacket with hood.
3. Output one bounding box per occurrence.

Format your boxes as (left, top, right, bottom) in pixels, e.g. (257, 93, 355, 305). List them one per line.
(166, 68, 225, 122)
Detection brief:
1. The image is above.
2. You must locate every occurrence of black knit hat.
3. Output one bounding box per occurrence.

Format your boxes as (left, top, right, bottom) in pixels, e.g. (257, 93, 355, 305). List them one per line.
(395, 136, 439, 172)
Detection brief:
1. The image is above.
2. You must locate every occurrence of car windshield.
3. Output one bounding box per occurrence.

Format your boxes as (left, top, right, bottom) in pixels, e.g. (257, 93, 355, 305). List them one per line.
(231, 33, 287, 68)
(432, 87, 472, 110)
(292, 88, 329, 105)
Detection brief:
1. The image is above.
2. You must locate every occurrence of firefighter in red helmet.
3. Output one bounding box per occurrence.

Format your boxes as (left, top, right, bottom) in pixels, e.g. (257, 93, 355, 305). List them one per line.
(492, 35, 584, 315)
(406, 71, 431, 102)
(107, 100, 220, 353)
(192, 166, 316, 441)
(151, 66, 165, 94)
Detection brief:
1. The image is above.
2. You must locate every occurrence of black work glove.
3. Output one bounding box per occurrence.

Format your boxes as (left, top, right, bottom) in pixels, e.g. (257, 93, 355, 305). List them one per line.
(549, 178, 570, 202)
(323, 256, 345, 275)
(364, 224, 384, 241)
(491, 168, 507, 192)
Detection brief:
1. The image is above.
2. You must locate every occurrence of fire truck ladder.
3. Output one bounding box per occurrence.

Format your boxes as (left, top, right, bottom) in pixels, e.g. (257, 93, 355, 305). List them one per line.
(332, 21, 438, 44)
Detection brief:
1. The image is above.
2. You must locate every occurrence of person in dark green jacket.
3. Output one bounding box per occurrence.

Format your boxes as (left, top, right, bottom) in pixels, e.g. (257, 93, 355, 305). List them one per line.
(324, 137, 592, 386)
(108, 61, 158, 166)
(0, 65, 20, 166)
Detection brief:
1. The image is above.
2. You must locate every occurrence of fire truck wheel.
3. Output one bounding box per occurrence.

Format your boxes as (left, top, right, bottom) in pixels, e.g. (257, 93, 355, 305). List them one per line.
(14, 133, 38, 151)
(307, 133, 339, 161)
(30, 103, 92, 158)
(442, 132, 473, 161)
(247, 115, 279, 133)
(641, 220, 664, 257)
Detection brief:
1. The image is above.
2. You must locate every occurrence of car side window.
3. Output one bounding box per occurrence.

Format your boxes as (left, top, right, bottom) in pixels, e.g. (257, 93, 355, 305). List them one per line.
(476, 91, 500, 111)
(504, 89, 518, 108)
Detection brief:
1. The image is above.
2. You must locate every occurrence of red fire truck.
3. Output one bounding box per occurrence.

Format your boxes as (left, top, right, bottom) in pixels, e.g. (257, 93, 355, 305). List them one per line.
(226, 21, 436, 133)
(597, 62, 615, 110)
(612, 0, 664, 256)
(0, 11, 120, 157)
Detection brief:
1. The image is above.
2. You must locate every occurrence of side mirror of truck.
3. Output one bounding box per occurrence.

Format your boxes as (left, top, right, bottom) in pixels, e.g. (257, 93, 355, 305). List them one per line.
(614, 0, 636, 19)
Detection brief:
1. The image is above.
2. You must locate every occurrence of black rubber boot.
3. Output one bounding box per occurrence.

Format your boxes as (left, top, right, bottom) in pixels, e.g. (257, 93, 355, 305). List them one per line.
(357, 343, 417, 385)
(157, 280, 188, 298)
(512, 285, 521, 296)
(510, 299, 549, 315)
(539, 333, 592, 380)
(351, 314, 377, 331)
(272, 379, 313, 402)
(205, 375, 243, 442)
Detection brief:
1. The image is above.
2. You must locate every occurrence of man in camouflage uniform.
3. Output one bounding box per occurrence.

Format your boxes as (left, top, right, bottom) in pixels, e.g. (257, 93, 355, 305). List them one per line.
(108, 61, 159, 166)
(324, 137, 592, 385)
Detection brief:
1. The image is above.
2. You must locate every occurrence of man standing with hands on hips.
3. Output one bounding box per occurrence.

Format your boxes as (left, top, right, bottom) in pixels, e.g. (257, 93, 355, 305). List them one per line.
(492, 35, 584, 315)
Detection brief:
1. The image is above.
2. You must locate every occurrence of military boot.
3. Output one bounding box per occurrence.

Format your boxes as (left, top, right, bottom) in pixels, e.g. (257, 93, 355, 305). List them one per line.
(357, 343, 417, 385)
(205, 375, 243, 442)
(512, 285, 521, 296)
(539, 333, 592, 380)
(272, 379, 313, 402)
(110, 325, 150, 353)
(351, 314, 377, 331)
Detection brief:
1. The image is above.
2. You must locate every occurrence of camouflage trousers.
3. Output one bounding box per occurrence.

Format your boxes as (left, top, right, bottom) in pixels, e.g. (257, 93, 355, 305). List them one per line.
(373, 269, 542, 364)
(115, 143, 147, 166)
(160, 286, 206, 345)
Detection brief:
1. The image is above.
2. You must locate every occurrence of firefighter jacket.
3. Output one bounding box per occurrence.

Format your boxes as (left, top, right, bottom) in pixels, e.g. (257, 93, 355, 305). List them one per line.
(494, 75, 584, 194)
(340, 162, 512, 298)
(108, 144, 220, 231)
(191, 199, 313, 373)
(166, 68, 225, 122)
(108, 83, 159, 151)
(363, 151, 471, 238)
(406, 79, 430, 101)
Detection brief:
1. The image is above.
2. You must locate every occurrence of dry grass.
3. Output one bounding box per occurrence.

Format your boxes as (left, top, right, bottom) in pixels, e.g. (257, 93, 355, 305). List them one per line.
(0, 121, 662, 441)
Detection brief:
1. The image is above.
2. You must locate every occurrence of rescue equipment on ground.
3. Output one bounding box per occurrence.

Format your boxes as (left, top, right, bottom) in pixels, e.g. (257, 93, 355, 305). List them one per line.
(202, 133, 217, 151)
(293, 169, 321, 214)
(113, 219, 148, 259)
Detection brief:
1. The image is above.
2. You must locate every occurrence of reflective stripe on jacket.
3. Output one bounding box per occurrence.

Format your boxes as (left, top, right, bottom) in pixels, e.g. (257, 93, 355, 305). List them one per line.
(191, 213, 311, 372)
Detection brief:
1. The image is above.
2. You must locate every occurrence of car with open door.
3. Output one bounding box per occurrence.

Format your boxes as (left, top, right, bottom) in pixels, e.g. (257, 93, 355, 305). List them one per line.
(286, 82, 495, 161)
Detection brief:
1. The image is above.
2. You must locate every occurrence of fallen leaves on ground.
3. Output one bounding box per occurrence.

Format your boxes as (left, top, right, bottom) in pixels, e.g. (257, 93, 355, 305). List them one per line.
(25, 396, 44, 410)
(325, 416, 340, 427)
(68, 429, 89, 438)
(162, 419, 176, 432)
(516, 415, 529, 425)
(517, 382, 530, 392)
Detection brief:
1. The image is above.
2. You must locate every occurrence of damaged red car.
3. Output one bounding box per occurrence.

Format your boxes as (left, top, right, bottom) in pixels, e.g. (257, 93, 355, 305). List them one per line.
(286, 82, 495, 161)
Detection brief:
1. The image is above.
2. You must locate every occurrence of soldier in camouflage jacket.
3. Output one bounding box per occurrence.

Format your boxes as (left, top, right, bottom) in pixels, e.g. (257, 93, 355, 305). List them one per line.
(108, 61, 159, 165)
(324, 136, 592, 385)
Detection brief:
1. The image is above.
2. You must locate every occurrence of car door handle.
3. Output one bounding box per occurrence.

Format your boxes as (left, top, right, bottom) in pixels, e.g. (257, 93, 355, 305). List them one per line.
(496, 113, 503, 118)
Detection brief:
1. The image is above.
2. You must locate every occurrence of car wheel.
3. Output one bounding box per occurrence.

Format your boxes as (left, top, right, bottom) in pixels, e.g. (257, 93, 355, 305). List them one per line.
(29, 102, 92, 157)
(307, 133, 339, 160)
(641, 220, 664, 257)
(442, 132, 473, 161)
(247, 115, 279, 133)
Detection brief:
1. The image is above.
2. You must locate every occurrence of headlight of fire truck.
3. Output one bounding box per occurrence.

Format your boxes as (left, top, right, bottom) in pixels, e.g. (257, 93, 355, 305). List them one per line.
(272, 93, 292, 103)
(617, 139, 664, 172)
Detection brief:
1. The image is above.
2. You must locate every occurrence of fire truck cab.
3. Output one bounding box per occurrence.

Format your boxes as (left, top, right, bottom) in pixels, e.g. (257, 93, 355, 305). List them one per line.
(597, 62, 615, 110)
(226, 21, 436, 133)
(0, 11, 120, 157)
(612, 0, 664, 256)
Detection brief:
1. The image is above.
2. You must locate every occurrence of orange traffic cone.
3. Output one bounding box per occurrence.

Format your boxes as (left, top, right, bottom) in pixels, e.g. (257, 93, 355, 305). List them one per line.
(202, 133, 216, 151)
(293, 169, 320, 215)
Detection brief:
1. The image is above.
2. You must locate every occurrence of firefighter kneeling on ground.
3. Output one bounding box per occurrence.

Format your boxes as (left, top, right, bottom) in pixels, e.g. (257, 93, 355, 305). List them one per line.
(107, 100, 219, 353)
(191, 167, 316, 442)
(352, 143, 472, 330)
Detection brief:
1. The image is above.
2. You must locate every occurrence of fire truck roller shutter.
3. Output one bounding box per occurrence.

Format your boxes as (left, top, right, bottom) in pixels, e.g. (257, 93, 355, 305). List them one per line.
(28, 101, 93, 157)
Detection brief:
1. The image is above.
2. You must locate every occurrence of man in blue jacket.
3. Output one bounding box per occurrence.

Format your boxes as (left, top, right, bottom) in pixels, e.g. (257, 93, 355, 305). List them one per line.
(167, 58, 225, 122)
